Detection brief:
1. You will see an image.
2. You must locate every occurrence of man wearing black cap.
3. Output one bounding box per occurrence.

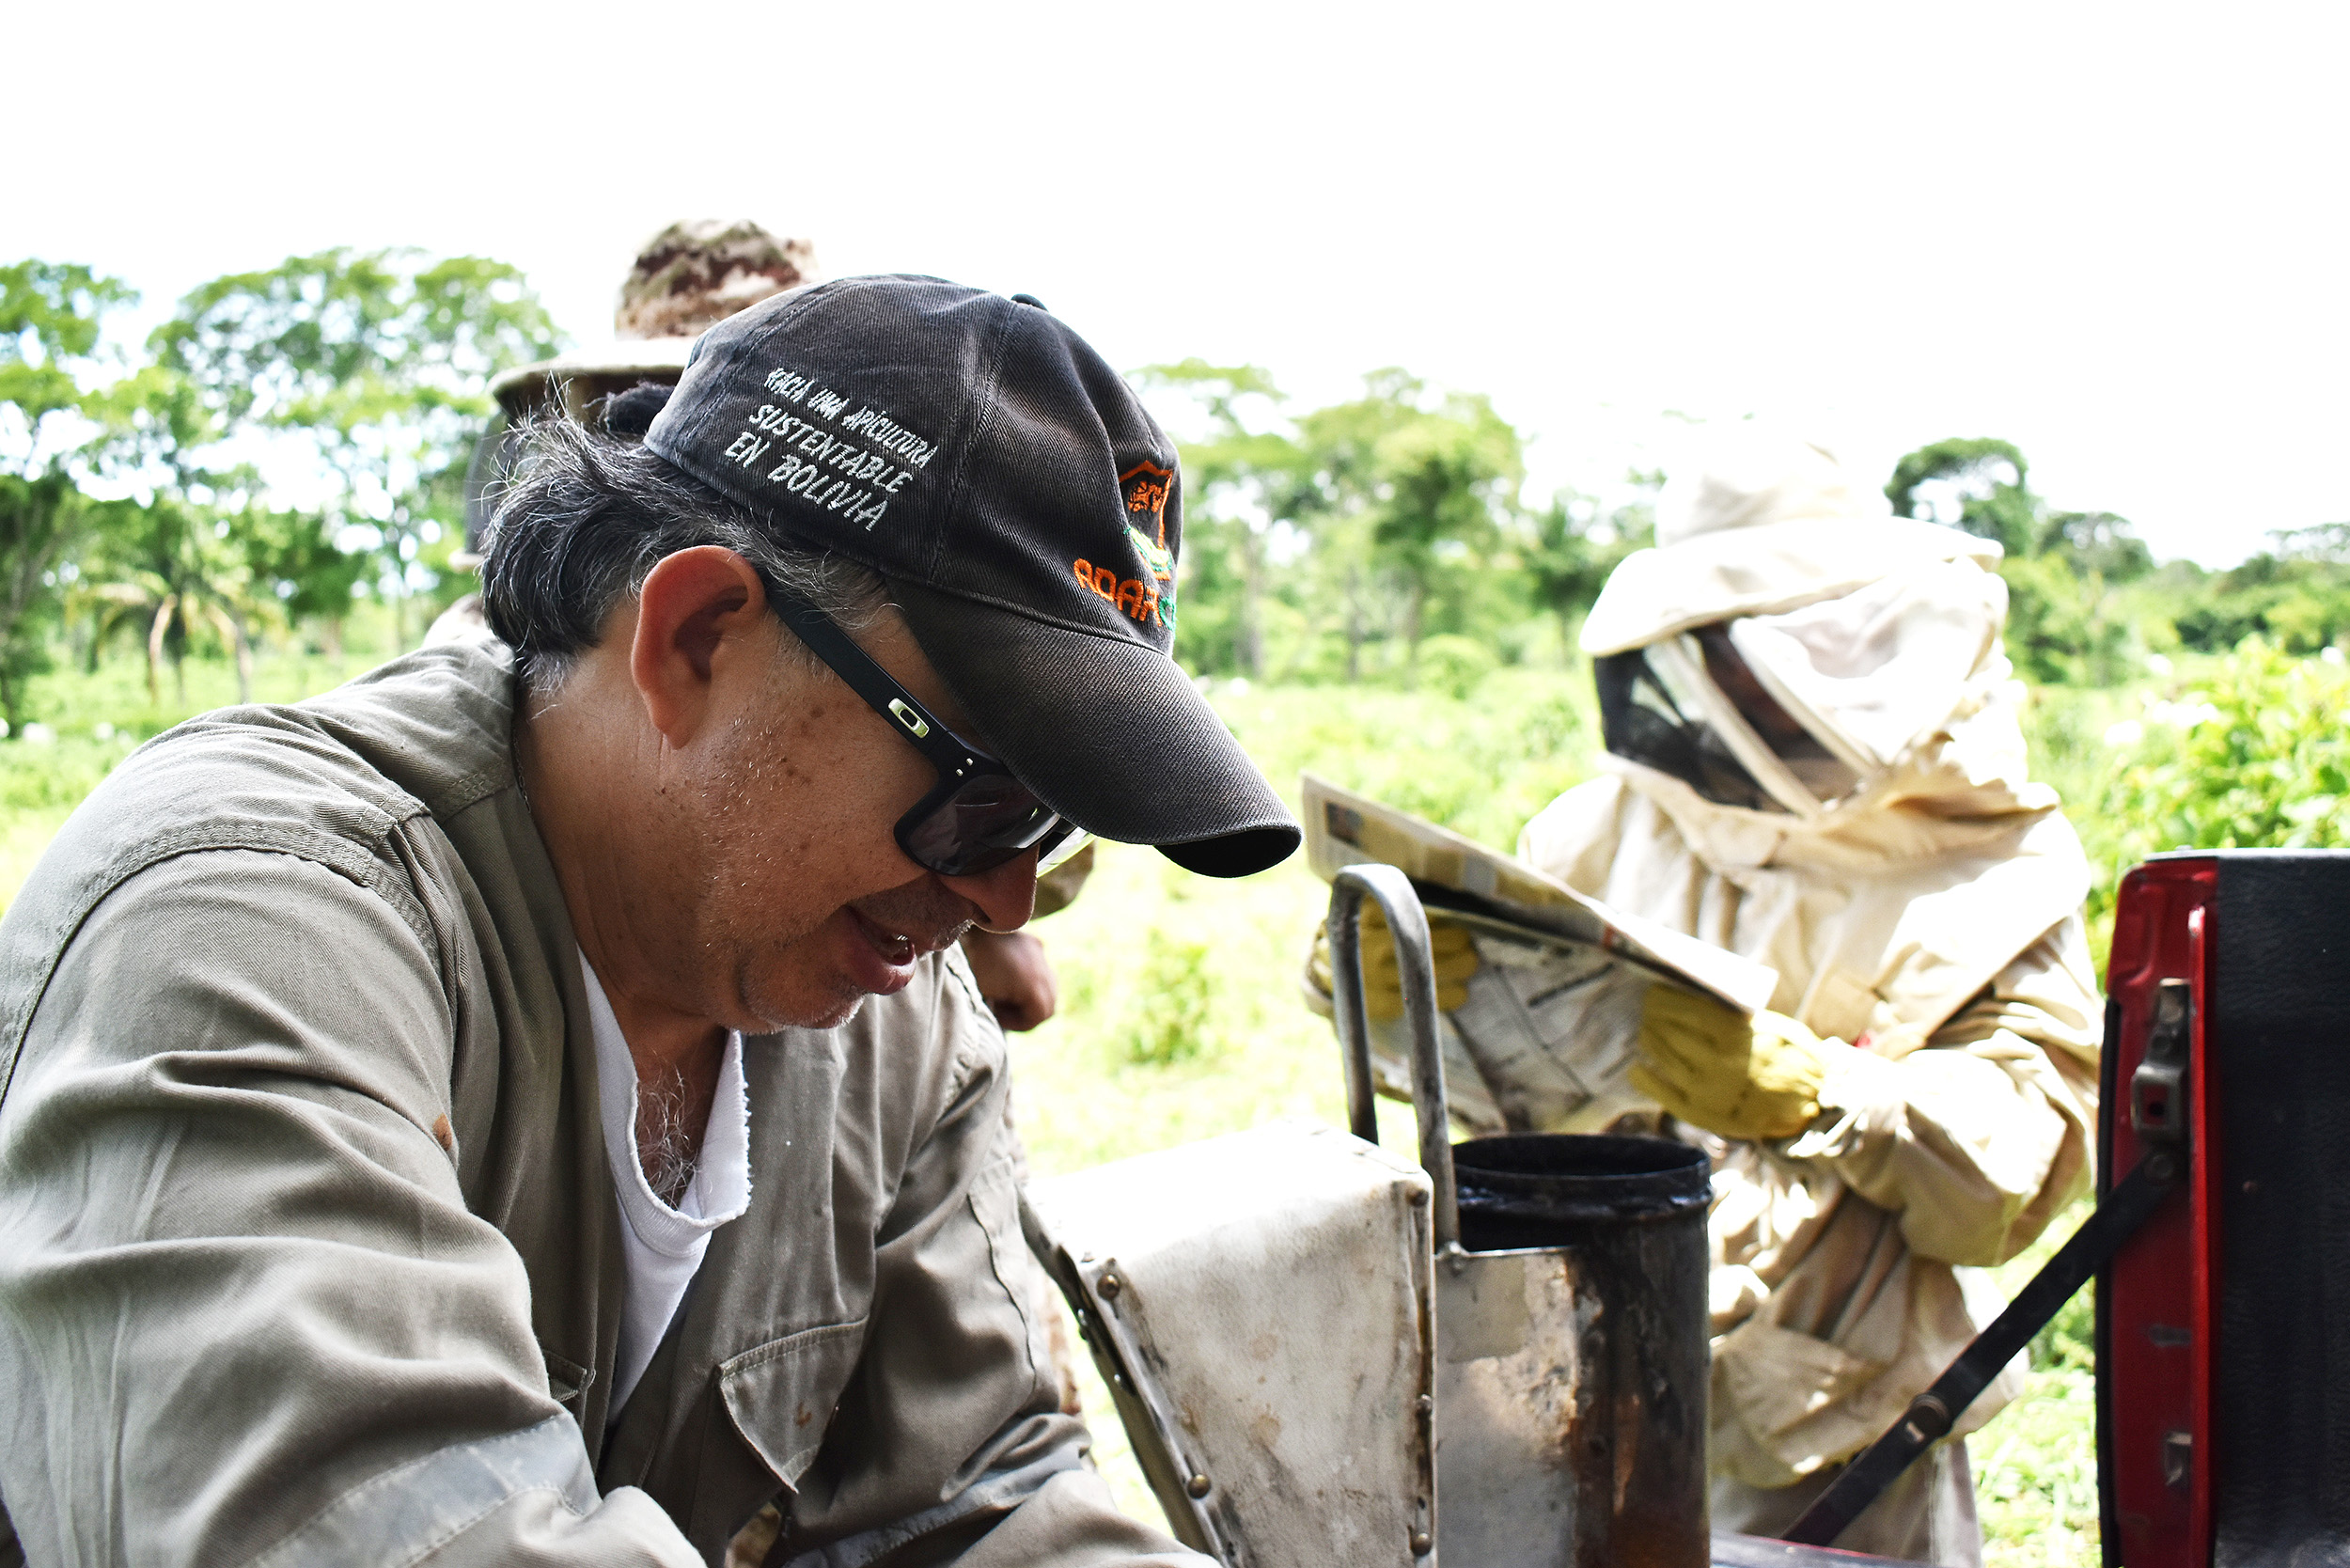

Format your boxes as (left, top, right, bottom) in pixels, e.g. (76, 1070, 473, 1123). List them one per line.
(0, 277, 1294, 1566)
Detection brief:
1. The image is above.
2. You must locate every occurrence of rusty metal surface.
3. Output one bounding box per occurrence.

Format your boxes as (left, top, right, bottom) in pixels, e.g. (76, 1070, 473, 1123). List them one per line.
(1453, 1136, 1712, 1568)
(1022, 1124, 1438, 1566)
(1433, 1245, 1591, 1565)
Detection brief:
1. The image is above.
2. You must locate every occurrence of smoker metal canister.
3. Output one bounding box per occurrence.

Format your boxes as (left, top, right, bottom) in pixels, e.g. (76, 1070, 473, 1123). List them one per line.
(1328, 864, 1712, 1568)
(1453, 1134, 1713, 1568)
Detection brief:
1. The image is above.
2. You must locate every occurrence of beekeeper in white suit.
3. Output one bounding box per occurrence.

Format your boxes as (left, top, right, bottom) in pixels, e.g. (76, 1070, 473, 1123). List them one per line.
(1324, 433, 2101, 1565)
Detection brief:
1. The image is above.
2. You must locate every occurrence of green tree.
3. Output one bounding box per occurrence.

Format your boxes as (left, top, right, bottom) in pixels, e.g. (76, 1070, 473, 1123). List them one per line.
(1886, 437, 2037, 554)
(75, 467, 354, 704)
(0, 259, 143, 731)
(1138, 360, 1310, 678)
(2039, 509, 2153, 581)
(1292, 371, 1524, 683)
(1523, 481, 1653, 651)
(1292, 373, 1424, 682)
(1888, 437, 2148, 682)
(152, 250, 561, 646)
(1369, 388, 1523, 677)
(2168, 530, 2350, 655)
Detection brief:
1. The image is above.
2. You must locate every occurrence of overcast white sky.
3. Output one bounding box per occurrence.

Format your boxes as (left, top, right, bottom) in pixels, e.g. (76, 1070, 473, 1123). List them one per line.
(12, 2, 2344, 565)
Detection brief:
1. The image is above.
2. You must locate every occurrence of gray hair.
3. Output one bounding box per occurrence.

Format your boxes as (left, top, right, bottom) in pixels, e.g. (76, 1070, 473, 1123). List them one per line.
(479, 414, 888, 691)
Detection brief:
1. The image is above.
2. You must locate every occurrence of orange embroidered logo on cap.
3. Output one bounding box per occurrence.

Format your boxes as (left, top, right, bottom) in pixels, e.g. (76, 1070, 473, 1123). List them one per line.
(1073, 522, 1180, 633)
(1120, 461, 1174, 546)
(1078, 460, 1179, 632)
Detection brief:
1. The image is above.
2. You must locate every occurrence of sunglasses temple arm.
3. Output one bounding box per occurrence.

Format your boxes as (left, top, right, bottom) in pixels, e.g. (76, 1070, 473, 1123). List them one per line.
(768, 591, 981, 778)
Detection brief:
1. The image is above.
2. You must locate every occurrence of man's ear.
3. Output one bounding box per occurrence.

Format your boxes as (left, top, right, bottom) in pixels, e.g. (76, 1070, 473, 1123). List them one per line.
(631, 546, 771, 746)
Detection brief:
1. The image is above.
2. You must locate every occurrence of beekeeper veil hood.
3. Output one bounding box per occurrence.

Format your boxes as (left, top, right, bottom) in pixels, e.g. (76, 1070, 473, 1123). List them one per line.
(1580, 429, 2014, 825)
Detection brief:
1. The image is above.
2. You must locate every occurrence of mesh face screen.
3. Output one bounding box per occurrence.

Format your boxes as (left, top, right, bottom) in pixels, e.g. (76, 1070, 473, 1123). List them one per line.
(1596, 627, 1867, 814)
(1689, 627, 1862, 806)
(1594, 649, 1784, 813)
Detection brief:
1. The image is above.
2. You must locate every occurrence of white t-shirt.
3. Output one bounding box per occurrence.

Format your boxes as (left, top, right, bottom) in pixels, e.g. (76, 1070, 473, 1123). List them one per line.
(579, 953, 753, 1418)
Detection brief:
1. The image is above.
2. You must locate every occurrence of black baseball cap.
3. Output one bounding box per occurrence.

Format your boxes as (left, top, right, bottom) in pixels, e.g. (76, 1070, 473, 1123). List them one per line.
(643, 274, 1299, 878)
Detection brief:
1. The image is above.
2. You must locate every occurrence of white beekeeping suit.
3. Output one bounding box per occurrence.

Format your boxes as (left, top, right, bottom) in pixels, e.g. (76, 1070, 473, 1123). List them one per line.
(1516, 433, 2100, 1565)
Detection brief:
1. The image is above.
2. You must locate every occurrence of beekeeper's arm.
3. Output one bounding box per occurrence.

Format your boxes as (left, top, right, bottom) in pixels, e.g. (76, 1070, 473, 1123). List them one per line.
(1795, 917, 2100, 1267)
(1637, 917, 2099, 1268)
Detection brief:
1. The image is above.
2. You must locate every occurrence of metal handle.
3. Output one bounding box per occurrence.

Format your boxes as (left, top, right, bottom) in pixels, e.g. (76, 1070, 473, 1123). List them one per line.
(1328, 864, 1459, 1252)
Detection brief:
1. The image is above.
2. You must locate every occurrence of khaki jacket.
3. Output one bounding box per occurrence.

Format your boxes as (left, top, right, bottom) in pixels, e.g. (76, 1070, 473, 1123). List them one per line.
(0, 644, 1198, 1568)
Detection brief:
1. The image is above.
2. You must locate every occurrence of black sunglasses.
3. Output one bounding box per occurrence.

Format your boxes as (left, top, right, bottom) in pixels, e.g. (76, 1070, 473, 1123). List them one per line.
(767, 588, 1082, 878)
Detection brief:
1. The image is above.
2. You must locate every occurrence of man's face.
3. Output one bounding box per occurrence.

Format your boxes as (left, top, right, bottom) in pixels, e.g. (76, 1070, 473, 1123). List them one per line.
(601, 600, 1039, 1034)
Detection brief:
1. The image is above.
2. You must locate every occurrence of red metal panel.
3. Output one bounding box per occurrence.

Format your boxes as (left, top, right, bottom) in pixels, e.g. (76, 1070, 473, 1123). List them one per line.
(2100, 856, 2216, 1568)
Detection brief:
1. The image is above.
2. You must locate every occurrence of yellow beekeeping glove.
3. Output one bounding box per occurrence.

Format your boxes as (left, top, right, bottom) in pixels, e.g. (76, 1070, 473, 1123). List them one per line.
(1631, 985, 1826, 1141)
(1305, 902, 1480, 1021)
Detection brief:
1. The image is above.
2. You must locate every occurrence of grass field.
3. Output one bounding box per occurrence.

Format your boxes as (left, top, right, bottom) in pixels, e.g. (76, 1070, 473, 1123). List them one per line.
(0, 646, 2107, 1565)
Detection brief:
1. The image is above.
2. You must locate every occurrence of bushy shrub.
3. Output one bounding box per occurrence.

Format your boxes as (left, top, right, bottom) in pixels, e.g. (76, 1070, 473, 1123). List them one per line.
(1121, 934, 1220, 1067)
(1209, 668, 1594, 853)
(2078, 640, 2350, 942)
(1413, 634, 1497, 699)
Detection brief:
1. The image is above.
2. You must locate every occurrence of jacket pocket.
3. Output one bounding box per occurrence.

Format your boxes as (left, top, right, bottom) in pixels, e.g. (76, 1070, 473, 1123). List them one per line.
(1714, 1317, 1892, 1482)
(537, 1342, 597, 1416)
(719, 1319, 870, 1491)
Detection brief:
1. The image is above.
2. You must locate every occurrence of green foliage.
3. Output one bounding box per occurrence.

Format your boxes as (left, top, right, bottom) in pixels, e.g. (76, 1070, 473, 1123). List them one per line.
(0, 260, 144, 730)
(2073, 641, 2350, 949)
(2163, 527, 2350, 655)
(1413, 634, 1498, 699)
(1, 261, 136, 429)
(1889, 435, 2156, 684)
(0, 245, 560, 727)
(1122, 933, 1220, 1066)
(0, 475, 79, 725)
(1887, 437, 2036, 555)
(152, 248, 561, 640)
(2000, 552, 2130, 685)
(1151, 366, 1529, 686)
(1309, 372, 1525, 682)
(1524, 487, 1649, 647)
(1210, 670, 1591, 852)
(2040, 510, 2152, 582)
(1977, 1199, 2098, 1565)
(1139, 360, 1308, 679)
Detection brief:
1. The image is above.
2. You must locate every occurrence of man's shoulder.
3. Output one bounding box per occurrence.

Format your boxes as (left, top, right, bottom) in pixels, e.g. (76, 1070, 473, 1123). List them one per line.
(4, 645, 526, 973)
(93, 642, 514, 840)
(173, 641, 523, 816)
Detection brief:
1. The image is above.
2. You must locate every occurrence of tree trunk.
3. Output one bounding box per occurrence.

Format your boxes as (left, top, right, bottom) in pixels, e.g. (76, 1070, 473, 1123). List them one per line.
(214, 604, 252, 705)
(146, 596, 176, 707)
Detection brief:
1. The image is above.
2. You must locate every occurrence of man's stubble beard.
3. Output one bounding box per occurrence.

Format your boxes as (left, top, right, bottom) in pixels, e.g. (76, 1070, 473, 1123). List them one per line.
(678, 702, 849, 1033)
(685, 680, 984, 1034)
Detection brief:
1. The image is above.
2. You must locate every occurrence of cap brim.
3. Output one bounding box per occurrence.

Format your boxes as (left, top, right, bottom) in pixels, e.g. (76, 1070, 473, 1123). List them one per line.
(889, 581, 1300, 878)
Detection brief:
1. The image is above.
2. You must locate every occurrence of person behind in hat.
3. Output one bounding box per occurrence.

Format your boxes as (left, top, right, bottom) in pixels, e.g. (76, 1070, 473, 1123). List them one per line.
(1308, 431, 2099, 1565)
(0, 276, 1293, 1566)
(433, 221, 1086, 1036)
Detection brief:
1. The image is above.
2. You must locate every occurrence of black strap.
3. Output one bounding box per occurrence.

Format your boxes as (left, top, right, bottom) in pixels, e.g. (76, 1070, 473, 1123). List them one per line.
(1782, 978, 2195, 1547)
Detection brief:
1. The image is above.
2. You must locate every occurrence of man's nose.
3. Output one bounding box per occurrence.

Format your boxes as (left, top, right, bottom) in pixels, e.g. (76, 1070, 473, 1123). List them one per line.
(940, 851, 1039, 934)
